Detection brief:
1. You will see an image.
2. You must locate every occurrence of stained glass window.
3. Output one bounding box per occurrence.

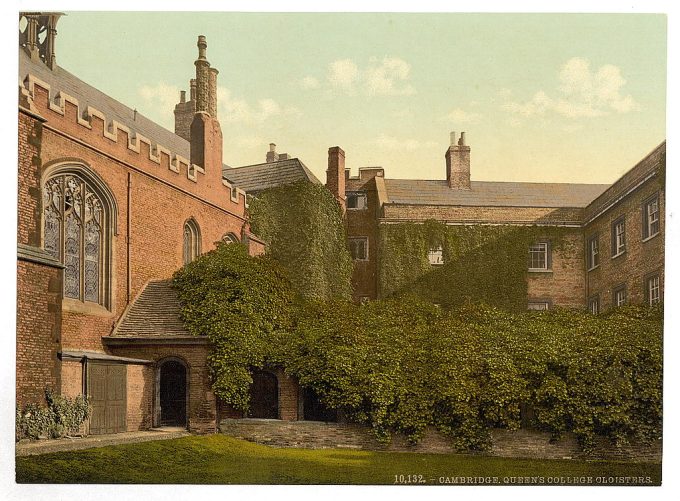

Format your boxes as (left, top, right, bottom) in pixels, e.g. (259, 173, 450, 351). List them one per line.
(43, 174, 105, 305)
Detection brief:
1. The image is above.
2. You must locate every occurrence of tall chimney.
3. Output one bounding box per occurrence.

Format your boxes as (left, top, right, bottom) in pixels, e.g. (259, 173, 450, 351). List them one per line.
(327, 146, 346, 212)
(266, 143, 279, 163)
(189, 36, 223, 185)
(445, 131, 471, 190)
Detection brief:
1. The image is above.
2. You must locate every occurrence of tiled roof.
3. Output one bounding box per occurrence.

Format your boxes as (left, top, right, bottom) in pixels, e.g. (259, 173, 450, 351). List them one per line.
(223, 158, 322, 194)
(19, 49, 191, 159)
(111, 280, 191, 338)
(384, 179, 610, 208)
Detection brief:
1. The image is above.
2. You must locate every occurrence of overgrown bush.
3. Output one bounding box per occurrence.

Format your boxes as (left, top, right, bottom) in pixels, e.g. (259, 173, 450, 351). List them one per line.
(16, 388, 90, 441)
(173, 243, 296, 412)
(174, 231, 662, 453)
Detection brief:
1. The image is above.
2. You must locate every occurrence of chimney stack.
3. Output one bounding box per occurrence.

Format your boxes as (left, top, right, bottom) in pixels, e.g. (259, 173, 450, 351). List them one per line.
(445, 131, 471, 190)
(266, 143, 279, 163)
(327, 147, 346, 212)
(189, 36, 223, 183)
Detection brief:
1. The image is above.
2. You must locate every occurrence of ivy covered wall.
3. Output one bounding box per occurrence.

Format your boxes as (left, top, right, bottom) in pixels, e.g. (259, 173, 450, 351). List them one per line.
(378, 220, 575, 311)
(248, 181, 353, 301)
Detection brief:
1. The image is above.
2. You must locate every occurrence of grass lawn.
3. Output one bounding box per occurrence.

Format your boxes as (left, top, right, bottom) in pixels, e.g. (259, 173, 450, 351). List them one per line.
(16, 435, 661, 485)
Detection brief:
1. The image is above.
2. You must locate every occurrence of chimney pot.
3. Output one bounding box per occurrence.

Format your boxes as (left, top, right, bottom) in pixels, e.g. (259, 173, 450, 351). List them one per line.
(459, 132, 466, 146)
(180, 90, 186, 103)
(269, 143, 276, 152)
(450, 131, 457, 146)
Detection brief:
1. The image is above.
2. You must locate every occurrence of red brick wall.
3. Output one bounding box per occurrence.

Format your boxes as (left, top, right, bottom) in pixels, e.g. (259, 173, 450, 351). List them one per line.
(60, 360, 83, 398)
(33, 108, 247, 353)
(107, 344, 215, 433)
(16, 260, 62, 407)
(126, 364, 154, 431)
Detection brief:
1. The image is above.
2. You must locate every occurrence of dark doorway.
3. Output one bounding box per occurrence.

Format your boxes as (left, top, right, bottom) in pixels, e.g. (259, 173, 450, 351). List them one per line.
(303, 387, 337, 422)
(248, 370, 278, 419)
(159, 360, 187, 426)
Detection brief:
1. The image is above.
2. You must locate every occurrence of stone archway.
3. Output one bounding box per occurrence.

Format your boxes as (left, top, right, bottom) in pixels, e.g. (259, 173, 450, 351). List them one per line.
(248, 370, 279, 419)
(158, 359, 188, 427)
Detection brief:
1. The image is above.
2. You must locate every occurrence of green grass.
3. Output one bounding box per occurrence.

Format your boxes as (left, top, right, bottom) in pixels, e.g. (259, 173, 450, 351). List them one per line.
(16, 435, 661, 485)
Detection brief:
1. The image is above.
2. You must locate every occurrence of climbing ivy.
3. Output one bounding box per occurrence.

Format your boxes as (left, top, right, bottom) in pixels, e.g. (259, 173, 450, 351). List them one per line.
(174, 242, 662, 452)
(248, 181, 353, 301)
(173, 243, 296, 412)
(378, 221, 575, 311)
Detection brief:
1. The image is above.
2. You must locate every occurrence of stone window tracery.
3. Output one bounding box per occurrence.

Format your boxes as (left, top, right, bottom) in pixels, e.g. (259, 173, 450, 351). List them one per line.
(43, 174, 106, 305)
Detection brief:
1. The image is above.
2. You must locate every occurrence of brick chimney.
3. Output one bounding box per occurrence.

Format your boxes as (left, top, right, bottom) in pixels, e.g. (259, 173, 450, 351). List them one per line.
(189, 36, 223, 186)
(445, 131, 471, 190)
(327, 146, 346, 212)
(266, 143, 279, 163)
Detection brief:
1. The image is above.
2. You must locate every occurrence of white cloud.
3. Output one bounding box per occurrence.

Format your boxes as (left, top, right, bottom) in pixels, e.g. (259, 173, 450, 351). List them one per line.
(443, 108, 482, 124)
(217, 86, 300, 124)
(374, 133, 437, 152)
(300, 76, 320, 90)
(502, 57, 639, 120)
(364, 57, 415, 96)
(138, 82, 181, 125)
(322, 57, 416, 96)
(327, 59, 359, 92)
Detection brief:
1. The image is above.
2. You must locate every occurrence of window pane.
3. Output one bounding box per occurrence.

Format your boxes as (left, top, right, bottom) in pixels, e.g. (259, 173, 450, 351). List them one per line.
(428, 247, 443, 265)
(529, 243, 547, 270)
(84, 219, 100, 302)
(64, 213, 81, 299)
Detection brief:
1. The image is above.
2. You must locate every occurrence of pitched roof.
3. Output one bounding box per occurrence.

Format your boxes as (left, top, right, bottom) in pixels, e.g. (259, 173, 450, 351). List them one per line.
(111, 280, 191, 338)
(383, 179, 610, 208)
(19, 49, 191, 159)
(223, 158, 322, 194)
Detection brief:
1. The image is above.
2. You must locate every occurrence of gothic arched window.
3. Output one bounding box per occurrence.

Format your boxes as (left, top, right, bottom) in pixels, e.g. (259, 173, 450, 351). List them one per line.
(222, 232, 239, 244)
(43, 170, 115, 307)
(183, 219, 201, 265)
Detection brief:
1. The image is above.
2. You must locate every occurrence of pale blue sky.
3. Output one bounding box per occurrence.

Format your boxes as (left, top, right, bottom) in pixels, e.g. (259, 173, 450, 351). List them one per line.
(54, 12, 666, 184)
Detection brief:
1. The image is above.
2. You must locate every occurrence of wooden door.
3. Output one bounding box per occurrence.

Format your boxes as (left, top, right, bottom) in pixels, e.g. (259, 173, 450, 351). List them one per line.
(88, 363, 127, 435)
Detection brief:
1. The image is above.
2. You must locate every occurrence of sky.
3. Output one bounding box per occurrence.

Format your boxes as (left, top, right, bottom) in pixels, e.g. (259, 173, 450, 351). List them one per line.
(50, 11, 667, 185)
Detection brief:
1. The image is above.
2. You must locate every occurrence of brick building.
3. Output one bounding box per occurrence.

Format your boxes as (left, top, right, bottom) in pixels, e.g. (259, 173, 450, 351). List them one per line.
(338, 132, 664, 309)
(17, 13, 664, 437)
(17, 14, 264, 434)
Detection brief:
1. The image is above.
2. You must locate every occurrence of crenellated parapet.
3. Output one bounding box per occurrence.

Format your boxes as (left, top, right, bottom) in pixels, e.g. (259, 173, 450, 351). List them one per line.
(20, 74, 247, 208)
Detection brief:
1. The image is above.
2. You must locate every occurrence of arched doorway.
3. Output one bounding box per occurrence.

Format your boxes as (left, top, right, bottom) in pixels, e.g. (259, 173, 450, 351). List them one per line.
(302, 387, 337, 422)
(159, 359, 187, 427)
(248, 370, 278, 419)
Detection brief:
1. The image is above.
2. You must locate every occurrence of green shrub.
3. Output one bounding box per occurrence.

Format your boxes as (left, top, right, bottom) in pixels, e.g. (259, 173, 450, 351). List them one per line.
(174, 228, 662, 453)
(16, 387, 90, 441)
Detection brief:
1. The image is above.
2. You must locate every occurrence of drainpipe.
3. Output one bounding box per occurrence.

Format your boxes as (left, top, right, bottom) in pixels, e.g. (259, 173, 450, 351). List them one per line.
(127, 173, 132, 304)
